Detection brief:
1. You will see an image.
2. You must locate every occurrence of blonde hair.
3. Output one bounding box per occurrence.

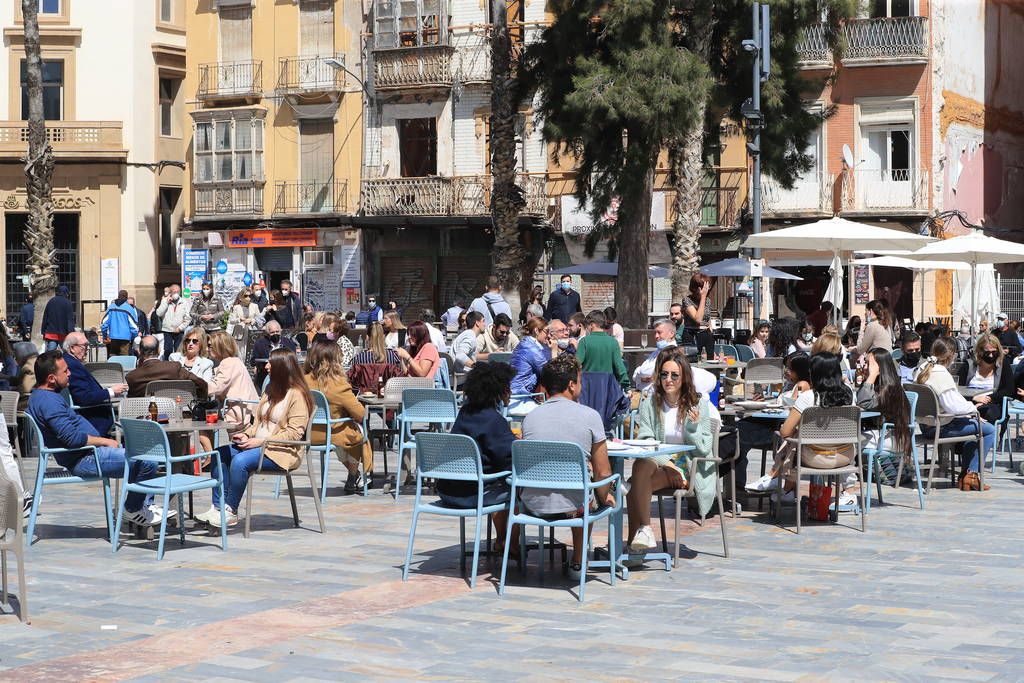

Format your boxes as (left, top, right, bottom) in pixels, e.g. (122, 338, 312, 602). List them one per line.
(304, 339, 346, 384)
(821, 324, 840, 336)
(811, 331, 842, 356)
(180, 328, 208, 357)
(366, 322, 387, 363)
(974, 333, 1004, 365)
(915, 337, 957, 384)
(384, 311, 405, 330)
(207, 331, 238, 362)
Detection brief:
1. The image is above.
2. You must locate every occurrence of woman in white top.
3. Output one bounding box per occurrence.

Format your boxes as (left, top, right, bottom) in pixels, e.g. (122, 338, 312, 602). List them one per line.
(383, 311, 405, 349)
(229, 288, 261, 361)
(915, 337, 995, 490)
(169, 328, 214, 381)
(795, 322, 815, 353)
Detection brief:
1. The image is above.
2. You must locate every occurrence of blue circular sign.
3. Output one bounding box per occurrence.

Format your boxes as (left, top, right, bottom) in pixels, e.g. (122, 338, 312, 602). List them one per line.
(242, 272, 253, 286)
(216, 260, 228, 275)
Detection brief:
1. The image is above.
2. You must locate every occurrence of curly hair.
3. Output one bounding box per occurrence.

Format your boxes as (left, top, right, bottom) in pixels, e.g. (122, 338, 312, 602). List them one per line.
(540, 353, 581, 395)
(461, 362, 515, 413)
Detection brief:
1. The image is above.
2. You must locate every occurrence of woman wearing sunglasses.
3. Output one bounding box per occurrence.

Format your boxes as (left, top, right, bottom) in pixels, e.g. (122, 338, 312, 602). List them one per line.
(169, 328, 214, 382)
(626, 346, 713, 553)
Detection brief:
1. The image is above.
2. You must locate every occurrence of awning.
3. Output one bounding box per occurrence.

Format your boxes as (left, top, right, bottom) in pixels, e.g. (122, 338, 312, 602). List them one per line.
(562, 230, 672, 265)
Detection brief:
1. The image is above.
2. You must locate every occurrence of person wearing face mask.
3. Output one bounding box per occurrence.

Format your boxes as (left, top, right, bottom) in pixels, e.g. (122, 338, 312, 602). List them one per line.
(968, 333, 1017, 426)
(795, 322, 815, 353)
(897, 331, 923, 383)
(355, 295, 384, 326)
(993, 312, 1021, 358)
(546, 318, 574, 356)
(855, 299, 894, 360)
(545, 275, 582, 324)
(190, 283, 225, 333)
(250, 282, 270, 313)
(156, 284, 192, 361)
(631, 319, 678, 393)
(250, 320, 298, 388)
(274, 279, 303, 330)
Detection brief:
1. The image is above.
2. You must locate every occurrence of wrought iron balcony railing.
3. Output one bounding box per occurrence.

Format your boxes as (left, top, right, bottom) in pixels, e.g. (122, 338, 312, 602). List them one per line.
(277, 55, 345, 94)
(194, 180, 264, 217)
(197, 60, 263, 100)
(273, 180, 348, 215)
(373, 46, 454, 90)
(797, 16, 929, 68)
(362, 174, 546, 217)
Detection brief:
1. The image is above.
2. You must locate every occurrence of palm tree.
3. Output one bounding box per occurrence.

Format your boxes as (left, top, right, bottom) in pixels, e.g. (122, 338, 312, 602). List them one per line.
(21, 0, 58, 348)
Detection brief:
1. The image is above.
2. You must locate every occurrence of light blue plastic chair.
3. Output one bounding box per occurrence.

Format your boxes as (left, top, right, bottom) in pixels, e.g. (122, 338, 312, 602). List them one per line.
(308, 389, 368, 501)
(734, 344, 755, 363)
(402, 432, 510, 588)
(994, 396, 1024, 473)
(488, 352, 513, 364)
(395, 388, 458, 500)
(107, 355, 137, 371)
(23, 413, 114, 547)
(113, 418, 226, 560)
(714, 344, 738, 359)
(499, 440, 621, 603)
(863, 391, 924, 512)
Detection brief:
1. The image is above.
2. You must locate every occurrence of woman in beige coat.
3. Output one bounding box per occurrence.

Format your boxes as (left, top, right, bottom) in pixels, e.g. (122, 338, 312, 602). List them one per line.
(198, 348, 312, 527)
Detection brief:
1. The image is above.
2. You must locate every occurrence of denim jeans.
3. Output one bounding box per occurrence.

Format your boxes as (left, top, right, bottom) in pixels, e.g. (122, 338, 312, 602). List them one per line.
(44, 340, 59, 351)
(920, 417, 996, 473)
(162, 332, 183, 360)
(70, 446, 157, 512)
(213, 445, 283, 512)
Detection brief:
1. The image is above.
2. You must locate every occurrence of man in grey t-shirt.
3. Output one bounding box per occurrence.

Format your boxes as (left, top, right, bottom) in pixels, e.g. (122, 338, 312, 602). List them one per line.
(519, 355, 615, 571)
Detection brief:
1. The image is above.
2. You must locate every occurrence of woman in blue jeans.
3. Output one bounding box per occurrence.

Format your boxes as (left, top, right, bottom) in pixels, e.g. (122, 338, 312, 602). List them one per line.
(197, 348, 313, 526)
(915, 337, 995, 490)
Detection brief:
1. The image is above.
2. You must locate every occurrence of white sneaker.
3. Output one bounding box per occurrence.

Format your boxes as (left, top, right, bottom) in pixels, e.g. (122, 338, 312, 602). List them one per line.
(629, 525, 657, 553)
(771, 489, 796, 504)
(746, 473, 779, 493)
(838, 491, 858, 507)
(148, 504, 177, 521)
(208, 507, 238, 528)
(194, 505, 220, 525)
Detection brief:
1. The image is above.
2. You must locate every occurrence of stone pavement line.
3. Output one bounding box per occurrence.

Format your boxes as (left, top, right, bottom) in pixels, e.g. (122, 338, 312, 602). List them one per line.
(3, 575, 467, 683)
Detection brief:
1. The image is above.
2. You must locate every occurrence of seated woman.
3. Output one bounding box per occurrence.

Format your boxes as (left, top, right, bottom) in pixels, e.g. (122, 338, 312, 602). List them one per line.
(744, 352, 810, 493)
(855, 348, 913, 474)
(437, 362, 516, 546)
(773, 353, 855, 504)
(170, 328, 214, 382)
(197, 348, 312, 527)
(508, 318, 551, 415)
(316, 313, 357, 369)
(352, 322, 401, 367)
(396, 321, 441, 380)
(749, 321, 771, 358)
(914, 337, 995, 491)
(795, 322, 815, 353)
(968, 333, 1015, 425)
(627, 347, 713, 552)
(206, 331, 258, 428)
(304, 340, 371, 493)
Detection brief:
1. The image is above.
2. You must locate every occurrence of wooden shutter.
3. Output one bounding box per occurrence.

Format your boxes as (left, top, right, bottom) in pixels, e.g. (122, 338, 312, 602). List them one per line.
(299, 0, 334, 56)
(219, 5, 252, 62)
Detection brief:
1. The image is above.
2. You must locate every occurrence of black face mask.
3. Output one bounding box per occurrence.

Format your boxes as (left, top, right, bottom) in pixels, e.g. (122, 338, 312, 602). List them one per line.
(269, 334, 281, 344)
(981, 351, 1000, 364)
(901, 351, 921, 367)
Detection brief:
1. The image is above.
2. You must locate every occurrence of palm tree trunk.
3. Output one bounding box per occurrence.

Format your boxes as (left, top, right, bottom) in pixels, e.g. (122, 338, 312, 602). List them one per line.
(22, 0, 57, 349)
(670, 105, 707, 303)
(489, 0, 529, 317)
(615, 166, 653, 329)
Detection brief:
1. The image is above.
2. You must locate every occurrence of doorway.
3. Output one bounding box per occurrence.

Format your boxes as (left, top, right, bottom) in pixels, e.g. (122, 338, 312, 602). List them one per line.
(873, 265, 913, 321)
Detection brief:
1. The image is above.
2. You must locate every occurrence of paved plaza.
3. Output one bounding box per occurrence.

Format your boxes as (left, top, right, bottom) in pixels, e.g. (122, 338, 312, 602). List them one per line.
(2, 451, 1024, 682)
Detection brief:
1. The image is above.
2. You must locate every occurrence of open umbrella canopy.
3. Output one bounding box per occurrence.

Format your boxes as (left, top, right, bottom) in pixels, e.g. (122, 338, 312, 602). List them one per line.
(741, 218, 936, 253)
(544, 260, 669, 278)
(901, 232, 1024, 265)
(700, 257, 802, 280)
(853, 255, 972, 271)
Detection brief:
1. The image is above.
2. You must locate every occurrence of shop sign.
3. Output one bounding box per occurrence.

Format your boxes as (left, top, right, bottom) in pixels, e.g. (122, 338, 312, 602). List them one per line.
(227, 229, 318, 248)
(181, 249, 209, 295)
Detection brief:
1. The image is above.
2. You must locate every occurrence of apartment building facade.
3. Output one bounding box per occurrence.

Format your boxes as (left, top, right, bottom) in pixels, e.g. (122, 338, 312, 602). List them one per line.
(0, 0, 186, 326)
(182, 0, 363, 312)
(358, 0, 548, 319)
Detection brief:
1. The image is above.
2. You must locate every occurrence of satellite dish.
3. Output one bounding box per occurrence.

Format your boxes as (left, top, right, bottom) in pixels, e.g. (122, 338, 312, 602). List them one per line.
(842, 144, 854, 168)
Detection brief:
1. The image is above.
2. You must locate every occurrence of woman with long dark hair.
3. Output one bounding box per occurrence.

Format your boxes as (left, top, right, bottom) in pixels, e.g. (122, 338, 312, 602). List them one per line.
(856, 300, 894, 356)
(750, 321, 771, 358)
(682, 274, 715, 358)
(628, 347, 713, 552)
(198, 348, 313, 527)
(396, 320, 440, 379)
(856, 348, 912, 458)
(768, 317, 800, 358)
(841, 315, 862, 347)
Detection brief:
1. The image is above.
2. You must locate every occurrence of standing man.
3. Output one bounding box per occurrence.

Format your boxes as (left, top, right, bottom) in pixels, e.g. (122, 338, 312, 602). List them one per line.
(452, 311, 486, 372)
(546, 274, 582, 324)
(441, 298, 465, 331)
(250, 281, 270, 313)
(41, 284, 75, 351)
(575, 310, 629, 389)
(277, 280, 304, 330)
(17, 295, 34, 341)
(127, 297, 149, 337)
(469, 276, 513, 326)
(100, 290, 139, 357)
(355, 294, 384, 326)
(156, 285, 190, 361)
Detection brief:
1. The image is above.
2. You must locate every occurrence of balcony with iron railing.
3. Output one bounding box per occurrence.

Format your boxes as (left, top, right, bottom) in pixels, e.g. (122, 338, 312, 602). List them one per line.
(0, 121, 126, 160)
(197, 60, 263, 100)
(373, 46, 454, 91)
(277, 55, 345, 95)
(451, 25, 534, 84)
(362, 174, 546, 217)
(194, 181, 265, 218)
(841, 168, 929, 214)
(761, 174, 834, 215)
(273, 180, 348, 216)
(797, 16, 929, 68)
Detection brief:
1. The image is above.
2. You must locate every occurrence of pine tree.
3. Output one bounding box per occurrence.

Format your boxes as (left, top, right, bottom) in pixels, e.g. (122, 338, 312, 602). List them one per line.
(519, 0, 710, 327)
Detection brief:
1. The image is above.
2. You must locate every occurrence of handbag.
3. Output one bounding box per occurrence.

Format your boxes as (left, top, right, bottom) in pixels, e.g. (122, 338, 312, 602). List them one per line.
(807, 477, 832, 521)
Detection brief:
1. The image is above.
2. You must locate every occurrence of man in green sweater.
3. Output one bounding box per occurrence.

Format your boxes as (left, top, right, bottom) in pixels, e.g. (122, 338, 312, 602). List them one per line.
(576, 310, 630, 389)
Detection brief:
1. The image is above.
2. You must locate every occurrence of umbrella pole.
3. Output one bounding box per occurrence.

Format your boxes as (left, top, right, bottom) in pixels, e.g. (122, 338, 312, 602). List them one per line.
(971, 261, 977, 335)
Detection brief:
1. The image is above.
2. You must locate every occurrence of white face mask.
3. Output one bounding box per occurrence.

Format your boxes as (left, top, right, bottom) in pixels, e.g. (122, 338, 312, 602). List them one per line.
(556, 338, 570, 350)
(656, 339, 671, 350)
(802, 332, 813, 342)
(170, 294, 180, 302)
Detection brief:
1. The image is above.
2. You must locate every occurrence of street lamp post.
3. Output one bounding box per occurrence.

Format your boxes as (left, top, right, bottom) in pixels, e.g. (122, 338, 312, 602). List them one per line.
(742, 3, 770, 323)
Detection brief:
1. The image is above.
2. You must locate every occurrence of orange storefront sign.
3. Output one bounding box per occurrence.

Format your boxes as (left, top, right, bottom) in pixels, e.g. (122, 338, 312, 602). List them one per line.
(227, 229, 318, 248)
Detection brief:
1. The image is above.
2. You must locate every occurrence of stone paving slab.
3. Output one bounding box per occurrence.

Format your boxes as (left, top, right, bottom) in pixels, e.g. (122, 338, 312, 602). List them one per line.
(1, 454, 1024, 680)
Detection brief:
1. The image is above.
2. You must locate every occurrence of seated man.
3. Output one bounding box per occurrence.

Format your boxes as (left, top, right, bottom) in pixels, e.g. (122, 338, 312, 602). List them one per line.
(476, 312, 520, 361)
(62, 331, 128, 436)
(27, 350, 162, 526)
(631, 319, 678, 393)
(452, 311, 485, 373)
(575, 310, 629, 389)
(546, 318, 575, 356)
(897, 331, 923, 383)
(125, 336, 208, 399)
(250, 320, 297, 388)
(520, 354, 615, 579)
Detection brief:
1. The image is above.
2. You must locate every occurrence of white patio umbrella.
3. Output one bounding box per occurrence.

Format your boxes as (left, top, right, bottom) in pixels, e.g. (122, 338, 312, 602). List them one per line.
(742, 218, 936, 320)
(853, 255, 974, 323)
(822, 253, 844, 315)
(954, 265, 999, 326)
(903, 232, 1024, 331)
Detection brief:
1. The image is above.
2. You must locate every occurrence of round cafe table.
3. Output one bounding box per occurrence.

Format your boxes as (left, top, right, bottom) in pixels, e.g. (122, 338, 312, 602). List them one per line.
(160, 419, 233, 521)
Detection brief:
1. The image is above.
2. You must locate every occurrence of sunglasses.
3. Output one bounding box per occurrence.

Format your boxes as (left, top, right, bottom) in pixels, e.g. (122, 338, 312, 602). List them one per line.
(186, 339, 200, 345)
(659, 371, 681, 380)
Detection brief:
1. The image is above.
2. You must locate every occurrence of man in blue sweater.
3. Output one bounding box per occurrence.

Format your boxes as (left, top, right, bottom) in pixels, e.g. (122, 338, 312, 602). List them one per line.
(27, 350, 161, 526)
(62, 332, 128, 436)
